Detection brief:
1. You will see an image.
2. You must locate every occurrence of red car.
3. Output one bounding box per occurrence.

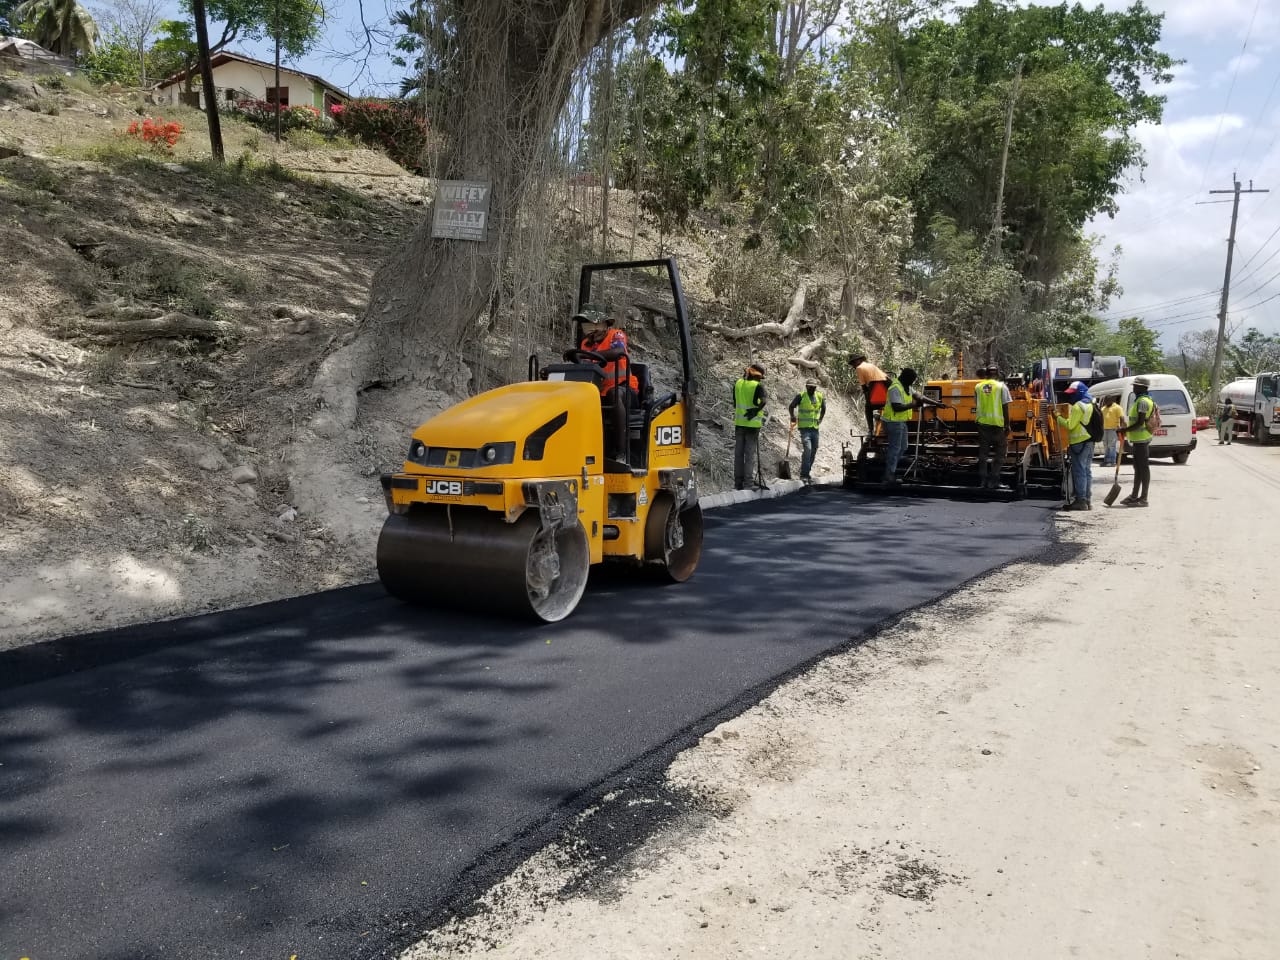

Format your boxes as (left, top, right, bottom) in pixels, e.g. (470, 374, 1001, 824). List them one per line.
(1193, 415, 1211, 432)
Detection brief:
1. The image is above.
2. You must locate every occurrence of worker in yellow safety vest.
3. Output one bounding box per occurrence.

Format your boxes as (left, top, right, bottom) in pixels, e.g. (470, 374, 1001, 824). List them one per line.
(974, 367, 1012, 491)
(1117, 377, 1155, 507)
(1056, 380, 1097, 511)
(880, 368, 923, 484)
(733, 363, 767, 490)
(788, 378, 826, 484)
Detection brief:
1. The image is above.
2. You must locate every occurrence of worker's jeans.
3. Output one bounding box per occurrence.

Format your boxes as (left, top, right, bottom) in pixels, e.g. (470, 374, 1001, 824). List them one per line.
(1102, 428, 1119, 465)
(1218, 419, 1233, 444)
(1068, 439, 1095, 503)
(799, 427, 819, 479)
(882, 420, 908, 482)
(733, 426, 760, 489)
(976, 423, 1008, 488)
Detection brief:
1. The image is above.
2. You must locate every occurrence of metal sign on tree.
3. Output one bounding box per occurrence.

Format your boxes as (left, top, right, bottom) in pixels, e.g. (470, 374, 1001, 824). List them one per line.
(431, 180, 492, 242)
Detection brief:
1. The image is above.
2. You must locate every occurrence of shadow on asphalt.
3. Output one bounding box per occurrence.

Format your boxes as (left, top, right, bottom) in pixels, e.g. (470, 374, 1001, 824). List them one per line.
(0, 488, 1054, 959)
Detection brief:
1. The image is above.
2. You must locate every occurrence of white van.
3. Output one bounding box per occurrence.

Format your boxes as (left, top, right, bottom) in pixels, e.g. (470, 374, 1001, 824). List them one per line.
(1089, 373, 1197, 463)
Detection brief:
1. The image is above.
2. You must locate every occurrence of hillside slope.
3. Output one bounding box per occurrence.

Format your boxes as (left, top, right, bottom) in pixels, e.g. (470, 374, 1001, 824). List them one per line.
(0, 76, 862, 648)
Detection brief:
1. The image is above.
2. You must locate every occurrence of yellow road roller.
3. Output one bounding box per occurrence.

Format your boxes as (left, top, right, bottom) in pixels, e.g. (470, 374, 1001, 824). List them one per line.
(377, 258, 703, 622)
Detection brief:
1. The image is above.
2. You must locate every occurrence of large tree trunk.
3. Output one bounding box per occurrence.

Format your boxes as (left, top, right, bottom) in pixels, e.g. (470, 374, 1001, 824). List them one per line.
(309, 0, 657, 436)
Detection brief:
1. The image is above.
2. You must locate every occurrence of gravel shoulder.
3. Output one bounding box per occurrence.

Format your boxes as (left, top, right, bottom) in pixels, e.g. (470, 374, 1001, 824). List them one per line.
(408, 442, 1280, 959)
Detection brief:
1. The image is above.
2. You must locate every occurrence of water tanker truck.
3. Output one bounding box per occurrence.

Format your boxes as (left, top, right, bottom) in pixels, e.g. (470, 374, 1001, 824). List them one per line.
(1219, 373, 1280, 444)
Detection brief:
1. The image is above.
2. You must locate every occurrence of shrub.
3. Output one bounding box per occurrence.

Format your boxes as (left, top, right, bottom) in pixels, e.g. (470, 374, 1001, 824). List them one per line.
(125, 117, 183, 152)
(234, 100, 324, 132)
(330, 98, 430, 173)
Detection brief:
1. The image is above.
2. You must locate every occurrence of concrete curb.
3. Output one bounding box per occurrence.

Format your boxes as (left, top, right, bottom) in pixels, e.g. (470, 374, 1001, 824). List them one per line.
(700, 476, 841, 511)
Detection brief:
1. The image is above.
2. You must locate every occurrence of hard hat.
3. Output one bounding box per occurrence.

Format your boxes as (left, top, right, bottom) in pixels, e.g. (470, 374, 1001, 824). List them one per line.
(746, 362, 766, 377)
(572, 302, 611, 325)
(1133, 376, 1150, 389)
(805, 377, 819, 388)
(1063, 380, 1087, 395)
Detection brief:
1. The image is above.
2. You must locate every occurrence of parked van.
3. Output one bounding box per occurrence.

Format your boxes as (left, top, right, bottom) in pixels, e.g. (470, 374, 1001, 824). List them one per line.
(1088, 373, 1197, 463)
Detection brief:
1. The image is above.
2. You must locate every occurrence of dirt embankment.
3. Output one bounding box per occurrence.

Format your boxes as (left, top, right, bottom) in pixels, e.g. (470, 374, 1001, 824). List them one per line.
(1, 78, 864, 649)
(406, 443, 1280, 960)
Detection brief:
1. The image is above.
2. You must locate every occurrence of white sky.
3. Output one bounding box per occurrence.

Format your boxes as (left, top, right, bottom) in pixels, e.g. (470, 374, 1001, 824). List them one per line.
(237, 0, 1280, 346)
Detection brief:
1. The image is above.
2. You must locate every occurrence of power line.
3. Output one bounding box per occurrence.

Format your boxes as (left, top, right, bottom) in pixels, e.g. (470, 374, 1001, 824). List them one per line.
(1196, 0, 1263, 196)
(1234, 64, 1280, 174)
(1099, 288, 1220, 319)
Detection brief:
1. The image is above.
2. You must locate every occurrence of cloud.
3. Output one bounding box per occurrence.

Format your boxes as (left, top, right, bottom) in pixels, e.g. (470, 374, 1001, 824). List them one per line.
(1117, 0, 1280, 40)
(1212, 51, 1262, 86)
(1158, 113, 1247, 150)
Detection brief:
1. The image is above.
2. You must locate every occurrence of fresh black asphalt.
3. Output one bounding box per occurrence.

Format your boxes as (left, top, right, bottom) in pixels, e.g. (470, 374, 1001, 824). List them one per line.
(0, 488, 1052, 959)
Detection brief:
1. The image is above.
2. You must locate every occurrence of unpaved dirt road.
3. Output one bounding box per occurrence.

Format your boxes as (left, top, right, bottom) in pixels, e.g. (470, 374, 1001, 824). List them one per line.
(410, 442, 1280, 959)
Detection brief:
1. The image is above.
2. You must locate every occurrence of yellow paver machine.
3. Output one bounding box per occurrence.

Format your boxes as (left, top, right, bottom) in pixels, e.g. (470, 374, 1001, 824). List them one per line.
(377, 258, 703, 622)
(842, 361, 1077, 500)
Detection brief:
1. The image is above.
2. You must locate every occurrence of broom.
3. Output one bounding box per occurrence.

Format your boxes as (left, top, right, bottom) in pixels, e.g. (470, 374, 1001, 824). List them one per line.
(777, 422, 795, 480)
(1103, 436, 1124, 506)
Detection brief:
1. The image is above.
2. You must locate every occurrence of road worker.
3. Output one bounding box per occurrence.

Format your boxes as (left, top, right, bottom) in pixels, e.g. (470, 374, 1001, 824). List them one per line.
(733, 362, 767, 490)
(573, 303, 639, 402)
(1056, 380, 1096, 510)
(974, 367, 1012, 491)
(1118, 377, 1155, 507)
(788, 377, 826, 484)
(881, 368, 922, 485)
(849, 353, 889, 437)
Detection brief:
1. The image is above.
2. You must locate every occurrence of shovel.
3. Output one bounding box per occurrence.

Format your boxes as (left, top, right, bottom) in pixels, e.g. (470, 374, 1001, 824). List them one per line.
(777, 422, 795, 480)
(1103, 436, 1124, 506)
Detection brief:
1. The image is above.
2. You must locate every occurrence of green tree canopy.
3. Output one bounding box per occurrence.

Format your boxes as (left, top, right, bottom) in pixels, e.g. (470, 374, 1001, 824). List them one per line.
(866, 0, 1175, 280)
(12, 0, 99, 56)
(181, 0, 324, 59)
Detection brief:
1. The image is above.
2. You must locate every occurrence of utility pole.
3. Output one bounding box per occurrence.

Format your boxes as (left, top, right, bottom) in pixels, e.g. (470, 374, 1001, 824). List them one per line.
(1209, 176, 1268, 405)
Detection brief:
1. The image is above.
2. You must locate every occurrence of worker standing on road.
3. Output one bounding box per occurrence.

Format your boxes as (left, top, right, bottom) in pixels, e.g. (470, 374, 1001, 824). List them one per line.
(881, 368, 922, 485)
(849, 353, 890, 438)
(1056, 380, 1096, 511)
(1101, 397, 1124, 466)
(1118, 377, 1155, 507)
(1218, 398, 1235, 445)
(733, 363, 767, 491)
(974, 367, 1012, 490)
(789, 377, 826, 485)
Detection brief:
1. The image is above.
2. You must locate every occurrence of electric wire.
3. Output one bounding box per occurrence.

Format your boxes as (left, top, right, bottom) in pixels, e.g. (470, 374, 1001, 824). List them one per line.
(1196, 0, 1263, 196)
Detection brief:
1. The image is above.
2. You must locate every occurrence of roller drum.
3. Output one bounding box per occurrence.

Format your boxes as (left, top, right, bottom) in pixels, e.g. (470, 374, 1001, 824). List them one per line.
(377, 507, 591, 622)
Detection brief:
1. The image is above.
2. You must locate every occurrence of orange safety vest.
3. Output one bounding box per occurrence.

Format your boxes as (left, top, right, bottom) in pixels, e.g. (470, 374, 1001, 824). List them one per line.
(581, 328, 640, 395)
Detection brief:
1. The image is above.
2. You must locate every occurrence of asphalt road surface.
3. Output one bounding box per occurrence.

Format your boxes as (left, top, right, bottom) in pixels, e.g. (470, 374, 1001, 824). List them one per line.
(1, 489, 1051, 960)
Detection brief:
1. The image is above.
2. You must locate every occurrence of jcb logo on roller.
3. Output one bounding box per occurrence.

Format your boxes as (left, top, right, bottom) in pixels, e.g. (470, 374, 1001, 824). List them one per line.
(655, 425, 683, 446)
(425, 480, 463, 496)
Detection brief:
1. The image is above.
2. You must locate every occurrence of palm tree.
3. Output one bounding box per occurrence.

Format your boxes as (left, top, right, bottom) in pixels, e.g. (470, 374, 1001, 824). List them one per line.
(12, 0, 99, 58)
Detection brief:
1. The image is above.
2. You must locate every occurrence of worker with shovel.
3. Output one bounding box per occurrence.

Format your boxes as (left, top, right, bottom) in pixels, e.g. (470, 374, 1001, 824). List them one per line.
(789, 378, 826, 484)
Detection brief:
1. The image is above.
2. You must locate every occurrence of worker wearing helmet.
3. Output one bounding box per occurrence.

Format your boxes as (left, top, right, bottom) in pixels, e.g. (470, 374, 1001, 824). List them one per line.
(573, 303, 639, 400)
(1056, 380, 1096, 510)
(733, 362, 768, 490)
(974, 367, 1012, 491)
(788, 377, 826, 484)
(849, 353, 889, 437)
(880, 368, 922, 485)
(1118, 377, 1155, 506)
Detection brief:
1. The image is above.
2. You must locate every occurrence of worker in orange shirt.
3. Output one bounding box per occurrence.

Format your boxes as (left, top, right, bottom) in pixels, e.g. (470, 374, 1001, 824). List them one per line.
(849, 353, 889, 437)
(573, 303, 640, 402)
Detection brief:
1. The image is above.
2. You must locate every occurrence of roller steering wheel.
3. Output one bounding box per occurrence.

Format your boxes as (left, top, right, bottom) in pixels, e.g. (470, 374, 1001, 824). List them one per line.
(564, 348, 609, 364)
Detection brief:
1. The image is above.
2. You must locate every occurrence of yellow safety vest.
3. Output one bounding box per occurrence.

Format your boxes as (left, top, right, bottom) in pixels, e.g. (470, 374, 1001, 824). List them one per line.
(734, 378, 763, 428)
(796, 391, 824, 429)
(882, 378, 913, 422)
(1127, 394, 1154, 442)
(975, 379, 1005, 427)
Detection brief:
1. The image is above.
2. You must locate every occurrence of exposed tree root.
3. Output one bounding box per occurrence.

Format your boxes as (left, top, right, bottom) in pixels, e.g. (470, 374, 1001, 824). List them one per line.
(73, 311, 234, 343)
(701, 283, 807, 339)
(787, 332, 828, 373)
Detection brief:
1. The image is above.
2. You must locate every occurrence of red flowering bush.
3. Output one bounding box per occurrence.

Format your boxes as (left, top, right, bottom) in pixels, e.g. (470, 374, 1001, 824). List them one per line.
(125, 117, 183, 153)
(330, 98, 430, 173)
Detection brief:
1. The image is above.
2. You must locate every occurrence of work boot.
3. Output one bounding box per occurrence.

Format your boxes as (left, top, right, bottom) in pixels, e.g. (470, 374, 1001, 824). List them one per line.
(1127, 499, 1148, 508)
(1120, 494, 1138, 505)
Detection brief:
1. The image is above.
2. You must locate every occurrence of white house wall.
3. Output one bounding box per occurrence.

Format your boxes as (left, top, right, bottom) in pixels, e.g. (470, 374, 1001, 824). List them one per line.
(162, 61, 325, 110)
